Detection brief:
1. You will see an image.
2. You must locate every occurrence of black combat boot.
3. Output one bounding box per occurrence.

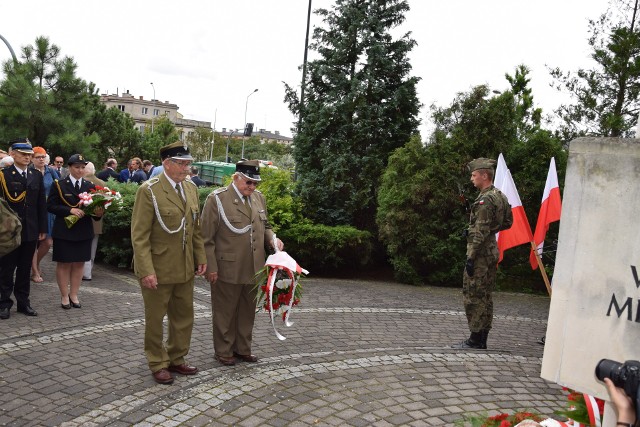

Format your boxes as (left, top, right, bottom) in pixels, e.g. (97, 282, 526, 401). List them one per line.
(479, 329, 489, 349)
(452, 331, 484, 349)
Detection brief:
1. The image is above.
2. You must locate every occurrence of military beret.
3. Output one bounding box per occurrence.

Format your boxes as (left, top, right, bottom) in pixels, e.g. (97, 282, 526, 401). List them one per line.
(468, 157, 497, 172)
(160, 141, 193, 161)
(236, 159, 261, 181)
(9, 138, 34, 154)
(68, 154, 88, 165)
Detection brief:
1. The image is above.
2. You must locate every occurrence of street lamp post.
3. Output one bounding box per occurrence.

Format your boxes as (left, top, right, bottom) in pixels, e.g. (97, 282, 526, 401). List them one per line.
(0, 34, 17, 64)
(225, 130, 236, 164)
(242, 88, 258, 159)
(210, 108, 217, 161)
(150, 82, 156, 133)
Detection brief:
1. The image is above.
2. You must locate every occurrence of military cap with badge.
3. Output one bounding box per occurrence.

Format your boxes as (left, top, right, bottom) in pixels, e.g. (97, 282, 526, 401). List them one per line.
(236, 159, 261, 182)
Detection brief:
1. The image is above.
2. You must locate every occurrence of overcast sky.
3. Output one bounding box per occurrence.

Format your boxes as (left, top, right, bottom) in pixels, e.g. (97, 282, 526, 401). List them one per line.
(1, 1, 606, 139)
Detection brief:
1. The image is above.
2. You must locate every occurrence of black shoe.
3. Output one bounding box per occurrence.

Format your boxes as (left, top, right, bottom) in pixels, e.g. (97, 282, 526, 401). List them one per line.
(452, 338, 486, 349)
(0, 307, 9, 319)
(82, 277, 91, 281)
(61, 302, 71, 310)
(17, 305, 38, 316)
(537, 336, 545, 345)
(69, 299, 81, 309)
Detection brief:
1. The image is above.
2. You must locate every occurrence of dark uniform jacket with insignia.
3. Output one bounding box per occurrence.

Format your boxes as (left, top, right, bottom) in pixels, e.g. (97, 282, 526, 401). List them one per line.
(0, 165, 47, 242)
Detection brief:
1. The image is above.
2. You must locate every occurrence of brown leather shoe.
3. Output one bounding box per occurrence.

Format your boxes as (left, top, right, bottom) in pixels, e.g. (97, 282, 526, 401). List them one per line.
(152, 368, 174, 384)
(233, 352, 258, 363)
(215, 354, 236, 366)
(168, 363, 198, 375)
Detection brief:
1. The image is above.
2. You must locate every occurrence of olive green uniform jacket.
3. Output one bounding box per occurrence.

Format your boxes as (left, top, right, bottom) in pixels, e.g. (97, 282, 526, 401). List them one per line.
(131, 174, 206, 284)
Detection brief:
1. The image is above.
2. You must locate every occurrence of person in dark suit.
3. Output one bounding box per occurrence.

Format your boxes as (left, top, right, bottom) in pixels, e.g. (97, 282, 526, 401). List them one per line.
(0, 139, 47, 319)
(189, 167, 207, 187)
(47, 154, 103, 309)
(96, 158, 119, 182)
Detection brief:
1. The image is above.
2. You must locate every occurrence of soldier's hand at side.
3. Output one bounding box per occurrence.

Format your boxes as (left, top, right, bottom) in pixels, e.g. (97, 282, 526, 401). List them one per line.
(195, 264, 207, 276)
(140, 274, 158, 290)
(465, 259, 474, 276)
(207, 272, 218, 284)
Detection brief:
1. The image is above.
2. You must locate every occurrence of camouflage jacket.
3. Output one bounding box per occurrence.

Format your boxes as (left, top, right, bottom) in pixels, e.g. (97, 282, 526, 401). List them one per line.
(466, 185, 512, 259)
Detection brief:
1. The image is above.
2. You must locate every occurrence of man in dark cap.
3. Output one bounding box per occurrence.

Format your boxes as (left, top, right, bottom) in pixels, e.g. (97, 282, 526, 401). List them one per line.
(201, 159, 284, 366)
(131, 141, 207, 385)
(453, 157, 512, 350)
(0, 138, 47, 319)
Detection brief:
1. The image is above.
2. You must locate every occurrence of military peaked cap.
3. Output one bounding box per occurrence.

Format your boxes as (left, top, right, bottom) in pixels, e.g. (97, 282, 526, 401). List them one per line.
(160, 141, 193, 161)
(236, 159, 261, 181)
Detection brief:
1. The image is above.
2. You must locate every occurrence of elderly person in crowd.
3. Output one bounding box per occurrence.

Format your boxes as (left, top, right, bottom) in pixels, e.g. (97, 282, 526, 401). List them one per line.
(82, 162, 105, 281)
(30, 147, 60, 283)
(47, 155, 103, 309)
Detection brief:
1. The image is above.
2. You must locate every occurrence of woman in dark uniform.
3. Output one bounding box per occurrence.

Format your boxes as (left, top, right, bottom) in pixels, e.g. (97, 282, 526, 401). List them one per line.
(47, 154, 103, 309)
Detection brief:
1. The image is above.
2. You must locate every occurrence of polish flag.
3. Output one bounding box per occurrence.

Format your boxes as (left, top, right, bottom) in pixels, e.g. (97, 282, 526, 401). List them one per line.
(529, 158, 562, 269)
(494, 154, 534, 263)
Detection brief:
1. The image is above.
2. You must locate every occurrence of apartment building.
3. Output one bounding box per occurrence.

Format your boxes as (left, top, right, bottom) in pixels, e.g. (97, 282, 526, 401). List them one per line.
(99, 91, 212, 141)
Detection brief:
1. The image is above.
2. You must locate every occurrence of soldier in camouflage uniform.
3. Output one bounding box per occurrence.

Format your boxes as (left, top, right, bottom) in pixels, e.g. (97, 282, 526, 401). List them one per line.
(453, 158, 512, 349)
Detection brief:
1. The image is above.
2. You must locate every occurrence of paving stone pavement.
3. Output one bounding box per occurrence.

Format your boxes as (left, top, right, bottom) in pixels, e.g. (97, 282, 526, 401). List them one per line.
(0, 254, 561, 426)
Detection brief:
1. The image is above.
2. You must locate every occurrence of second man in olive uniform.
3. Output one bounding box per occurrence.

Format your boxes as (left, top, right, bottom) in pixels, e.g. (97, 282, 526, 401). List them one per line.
(454, 158, 512, 350)
(131, 141, 207, 384)
(201, 160, 283, 366)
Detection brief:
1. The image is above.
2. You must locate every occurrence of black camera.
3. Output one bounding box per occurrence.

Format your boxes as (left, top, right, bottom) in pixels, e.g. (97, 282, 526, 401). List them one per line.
(595, 359, 640, 421)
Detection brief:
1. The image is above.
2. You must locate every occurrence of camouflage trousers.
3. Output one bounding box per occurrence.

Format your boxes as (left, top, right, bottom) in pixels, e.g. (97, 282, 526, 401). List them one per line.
(462, 248, 498, 333)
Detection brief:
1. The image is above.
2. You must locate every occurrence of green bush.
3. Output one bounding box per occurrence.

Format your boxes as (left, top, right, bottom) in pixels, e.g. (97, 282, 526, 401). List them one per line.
(97, 179, 137, 268)
(278, 223, 373, 273)
(97, 171, 374, 278)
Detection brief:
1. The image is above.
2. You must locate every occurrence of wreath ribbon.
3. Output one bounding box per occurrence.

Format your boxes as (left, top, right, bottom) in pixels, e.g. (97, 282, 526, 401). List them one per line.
(264, 234, 308, 340)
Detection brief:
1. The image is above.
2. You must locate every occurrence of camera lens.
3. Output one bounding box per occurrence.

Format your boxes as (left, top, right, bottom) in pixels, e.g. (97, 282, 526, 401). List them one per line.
(595, 359, 623, 386)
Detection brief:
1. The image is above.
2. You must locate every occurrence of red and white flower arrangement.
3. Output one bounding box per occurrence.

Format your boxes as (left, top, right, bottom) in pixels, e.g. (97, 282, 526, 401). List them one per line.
(255, 238, 308, 340)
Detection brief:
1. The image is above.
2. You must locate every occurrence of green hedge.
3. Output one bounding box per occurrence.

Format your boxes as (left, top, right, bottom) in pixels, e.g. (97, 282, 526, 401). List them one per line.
(96, 172, 373, 275)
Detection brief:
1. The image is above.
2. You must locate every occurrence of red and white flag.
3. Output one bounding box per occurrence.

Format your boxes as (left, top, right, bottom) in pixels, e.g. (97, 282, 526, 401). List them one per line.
(494, 154, 533, 263)
(529, 157, 562, 269)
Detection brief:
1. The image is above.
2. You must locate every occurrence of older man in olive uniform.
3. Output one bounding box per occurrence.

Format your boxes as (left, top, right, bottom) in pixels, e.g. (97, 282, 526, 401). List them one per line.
(201, 160, 283, 366)
(131, 141, 207, 384)
(453, 158, 512, 350)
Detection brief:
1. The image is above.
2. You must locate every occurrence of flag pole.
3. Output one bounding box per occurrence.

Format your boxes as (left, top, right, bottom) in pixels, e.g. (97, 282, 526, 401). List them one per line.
(530, 241, 552, 296)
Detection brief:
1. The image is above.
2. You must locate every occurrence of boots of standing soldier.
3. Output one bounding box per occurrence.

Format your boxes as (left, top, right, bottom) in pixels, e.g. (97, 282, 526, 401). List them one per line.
(480, 329, 489, 349)
(452, 331, 484, 349)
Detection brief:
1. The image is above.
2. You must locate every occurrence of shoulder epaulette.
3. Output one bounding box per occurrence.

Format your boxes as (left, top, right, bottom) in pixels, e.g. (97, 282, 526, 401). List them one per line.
(183, 178, 197, 188)
(213, 187, 227, 195)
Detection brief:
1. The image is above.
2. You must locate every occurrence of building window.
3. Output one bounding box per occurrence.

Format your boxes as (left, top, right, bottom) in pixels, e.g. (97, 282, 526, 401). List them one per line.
(117, 105, 125, 112)
(165, 110, 170, 116)
(142, 107, 148, 115)
(139, 125, 145, 133)
(153, 109, 159, 116)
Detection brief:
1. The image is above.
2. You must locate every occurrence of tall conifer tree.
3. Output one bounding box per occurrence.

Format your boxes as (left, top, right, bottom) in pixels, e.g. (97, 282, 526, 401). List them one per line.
(284, 0, 421, 231)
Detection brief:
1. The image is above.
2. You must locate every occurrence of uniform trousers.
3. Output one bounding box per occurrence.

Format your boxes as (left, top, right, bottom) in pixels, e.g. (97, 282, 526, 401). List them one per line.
(462, 247, 498, 333)
(211, 280, 257, 357)
(0, 240, 38, 310)
(141, 279, 194, 372)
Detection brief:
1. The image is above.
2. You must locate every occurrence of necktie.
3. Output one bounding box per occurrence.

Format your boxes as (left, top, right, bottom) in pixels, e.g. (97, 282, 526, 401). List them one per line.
(21, 171, 26, 181)
(243, 196, 252, 218)
(175, 183, 185, 203)
(75, 180, 80, 191)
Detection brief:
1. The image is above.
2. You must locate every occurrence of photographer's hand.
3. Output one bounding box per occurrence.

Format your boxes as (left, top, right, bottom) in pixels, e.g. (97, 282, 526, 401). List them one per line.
(604, 378, 636, 425)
